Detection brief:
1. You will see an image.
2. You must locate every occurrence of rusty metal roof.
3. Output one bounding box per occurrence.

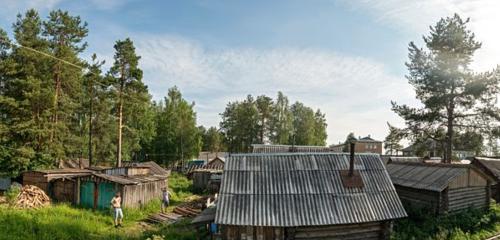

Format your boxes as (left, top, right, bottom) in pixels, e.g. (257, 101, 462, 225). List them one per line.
(386, 162, 477, 191)
(122, 161, 170, 176)
(473, 157, 500, 180)
(92, 173, 167, 185)
(215, 152, 407, 227)
(251, 144, 332, 153)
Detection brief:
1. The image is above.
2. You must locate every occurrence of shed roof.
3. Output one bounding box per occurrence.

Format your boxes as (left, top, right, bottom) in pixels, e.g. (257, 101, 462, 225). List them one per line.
(251, 144, 332, 153)
(473, 157, 500, 180)
(122, 161, 170, 176)
(215, 152, 407, 227)
(92, 173, 167, 185)
(387, 157, 424, 164)
(386, 162, 486, 191)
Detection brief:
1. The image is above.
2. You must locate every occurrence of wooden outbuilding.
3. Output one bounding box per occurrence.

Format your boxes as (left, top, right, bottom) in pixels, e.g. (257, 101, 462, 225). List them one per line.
(206, 157, 225, 169)
(215, 152, 407, 240)
(387, 162, 493, 215)
(76, 166, 167, 209)
(471, 157, 500, 202)
(22, 169, 93, 203)
(192, 169, 223, 193)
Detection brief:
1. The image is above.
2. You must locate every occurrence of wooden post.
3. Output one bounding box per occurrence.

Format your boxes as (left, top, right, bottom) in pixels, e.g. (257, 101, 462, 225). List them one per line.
(75, 178, 80, 205)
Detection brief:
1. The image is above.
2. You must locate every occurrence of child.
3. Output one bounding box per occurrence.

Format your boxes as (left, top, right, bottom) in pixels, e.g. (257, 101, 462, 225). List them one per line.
(110, 192, 123, 228)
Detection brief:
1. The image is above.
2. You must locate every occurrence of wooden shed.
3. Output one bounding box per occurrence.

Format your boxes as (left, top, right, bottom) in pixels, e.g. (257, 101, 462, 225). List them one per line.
(215, 152, 407, 240)
(387, 162, 493, 215)
(22, 169, 93, 203)
(76, 168, 167, 209)
(207, 157, 225, 169)
(471, 157, 500, 202)
(192, 169, 223, 193)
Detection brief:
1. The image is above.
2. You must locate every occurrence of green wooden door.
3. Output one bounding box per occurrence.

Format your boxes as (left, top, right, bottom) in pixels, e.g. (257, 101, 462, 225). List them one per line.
(97, 182, 116, 209)
(80, 181, 94, 208)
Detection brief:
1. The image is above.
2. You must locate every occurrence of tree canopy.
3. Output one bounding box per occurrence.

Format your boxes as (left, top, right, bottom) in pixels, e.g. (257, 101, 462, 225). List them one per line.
(392, 14, 500, 162)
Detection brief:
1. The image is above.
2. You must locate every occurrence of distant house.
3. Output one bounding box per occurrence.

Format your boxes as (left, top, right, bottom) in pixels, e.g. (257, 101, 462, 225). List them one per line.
(251, 144, 332, 153)
(386, 156, 424, 164)
(471, 157, 500, 202)
(387, 162, 493, 215)
(192, 169, 223, 193)
(197, 151, 227, 162)
(402, 140, 474, 160)
(206, 156, 225, 169)
(331, 135, 383, 154)
(215, 152, 407, 239)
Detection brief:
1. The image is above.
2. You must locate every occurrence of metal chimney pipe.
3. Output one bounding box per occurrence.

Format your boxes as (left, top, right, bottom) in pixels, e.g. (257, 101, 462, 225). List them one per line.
(349, 142, 355, 177)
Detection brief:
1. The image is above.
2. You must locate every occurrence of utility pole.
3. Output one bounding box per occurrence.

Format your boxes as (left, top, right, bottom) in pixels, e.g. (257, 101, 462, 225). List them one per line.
(88, 73, 93, 167)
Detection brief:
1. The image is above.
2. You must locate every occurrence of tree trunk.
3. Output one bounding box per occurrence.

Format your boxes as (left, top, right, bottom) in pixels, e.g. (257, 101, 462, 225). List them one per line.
(445, 104, 454, 163)
(116, 81, 124, 168)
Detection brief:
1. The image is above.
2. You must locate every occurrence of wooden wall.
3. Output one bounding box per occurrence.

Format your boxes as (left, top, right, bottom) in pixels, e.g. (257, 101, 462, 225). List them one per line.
(220, 221, 390, 240)
(122, 180, 166, 208)
(52, 179, 76, 203)
(23, 172, 49, 192)
(447, 187, 488, 212)
(394, 185, 441, 214)
(192, 171, 211, 193)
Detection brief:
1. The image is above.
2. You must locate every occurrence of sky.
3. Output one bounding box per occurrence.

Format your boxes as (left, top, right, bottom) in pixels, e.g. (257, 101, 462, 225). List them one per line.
(1, 0, 500, 145)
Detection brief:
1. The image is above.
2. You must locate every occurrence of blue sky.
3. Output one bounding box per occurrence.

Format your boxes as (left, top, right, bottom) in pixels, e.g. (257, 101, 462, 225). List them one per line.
(1, 0, 499, 145)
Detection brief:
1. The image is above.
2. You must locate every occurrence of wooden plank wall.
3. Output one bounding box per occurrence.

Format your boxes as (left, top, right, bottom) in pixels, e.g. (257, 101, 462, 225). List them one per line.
(221, 222, 389, 240)
(52, 179, 76, 203)
(448, 187, 488, 212)
(192, 172, 211, 193)
(122, 180, 166, 208)
(395, 185, 440, 214)
(23, 172, 49, 192)
(222, 226, 284, 240)
(292, 221, 387, 240)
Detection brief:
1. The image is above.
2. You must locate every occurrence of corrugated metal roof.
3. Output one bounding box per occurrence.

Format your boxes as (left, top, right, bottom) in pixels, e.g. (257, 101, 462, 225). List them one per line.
(215, 153, 407, 227)
(92, 173, 167, 185)
(388, 157, 423, 164)
(122, 161, 170, 176)
(473, 157, 500, 180)
(386, 162, 471, 191)
(251, 144, 332, 153)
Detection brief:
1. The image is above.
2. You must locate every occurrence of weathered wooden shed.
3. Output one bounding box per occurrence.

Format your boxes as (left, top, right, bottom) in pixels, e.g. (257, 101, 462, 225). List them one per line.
(192, 169, 223, 193)
(387, 162, 493, 215)
(22, 169, 93, 203)
(76, 167, 167, 209)
(207, 157, 225, 169)
(471, 157, 500, 202)
(215, 152, 407, 240)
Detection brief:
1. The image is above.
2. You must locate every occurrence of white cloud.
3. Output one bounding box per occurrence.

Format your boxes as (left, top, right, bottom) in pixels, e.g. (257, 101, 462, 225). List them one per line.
(134, 35, 416, 144)
(343, 0, 500, 71)
(0, 0, 63, 18)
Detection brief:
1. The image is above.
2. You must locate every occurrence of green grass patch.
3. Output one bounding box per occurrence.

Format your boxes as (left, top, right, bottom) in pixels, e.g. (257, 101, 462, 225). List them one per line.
(392, 203, 500, 240)
(0, 172, 198, 240)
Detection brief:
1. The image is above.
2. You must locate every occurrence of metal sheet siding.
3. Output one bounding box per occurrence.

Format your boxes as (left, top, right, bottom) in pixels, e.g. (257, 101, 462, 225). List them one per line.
(216, 153, 407, 227)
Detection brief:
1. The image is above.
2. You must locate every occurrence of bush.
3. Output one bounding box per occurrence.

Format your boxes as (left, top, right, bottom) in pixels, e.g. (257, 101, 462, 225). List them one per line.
(392, 204, 500, 240)
(5, 184, 21, 204)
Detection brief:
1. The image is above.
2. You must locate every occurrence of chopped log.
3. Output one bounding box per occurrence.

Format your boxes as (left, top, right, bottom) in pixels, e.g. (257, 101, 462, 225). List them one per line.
(14, 185, 50, 209)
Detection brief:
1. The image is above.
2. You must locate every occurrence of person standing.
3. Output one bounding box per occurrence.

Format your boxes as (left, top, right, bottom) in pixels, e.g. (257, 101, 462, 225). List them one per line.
(110, 192, 123, 228)
(161, 187, 171, 213)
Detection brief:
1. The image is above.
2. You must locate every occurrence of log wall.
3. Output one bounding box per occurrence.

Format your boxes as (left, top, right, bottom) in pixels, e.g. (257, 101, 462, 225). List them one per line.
(447, 187, 489, 212)
(220, 221, 390, 240)
(394, 185, 440, 214)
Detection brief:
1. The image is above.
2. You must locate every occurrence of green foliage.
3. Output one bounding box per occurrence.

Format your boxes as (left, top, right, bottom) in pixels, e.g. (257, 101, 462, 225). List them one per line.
(143, 219, 196, 240)
(220, 92, 327, 152)
(150, 87, 201, 166)
(392, 204, 500, 240)
(200, 126, 224, 152)
(5, 184, 21, 204)
(392, 14, 500, 162)
(384, 123, 404, 155)
(167, 172, 194, 204)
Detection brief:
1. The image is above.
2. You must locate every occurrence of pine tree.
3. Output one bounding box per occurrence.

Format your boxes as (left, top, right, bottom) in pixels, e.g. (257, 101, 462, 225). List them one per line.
(384, 123, 404, 155)
(392, 14, 500, 162)
(108, 38, 151, 166)
(43, 10, 88, 165)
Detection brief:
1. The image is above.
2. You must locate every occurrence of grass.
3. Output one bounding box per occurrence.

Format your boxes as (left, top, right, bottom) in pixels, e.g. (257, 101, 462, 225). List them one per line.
(392, 203, 500, 240)
(0, 172, 198, 240)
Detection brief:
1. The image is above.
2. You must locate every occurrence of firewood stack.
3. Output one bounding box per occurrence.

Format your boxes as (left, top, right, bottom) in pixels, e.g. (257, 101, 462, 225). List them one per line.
(14, 185, 50, 208)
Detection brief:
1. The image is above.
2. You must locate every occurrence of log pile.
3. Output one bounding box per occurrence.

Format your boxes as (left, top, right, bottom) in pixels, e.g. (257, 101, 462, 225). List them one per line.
(14, 185, 50, 208)
(173, 206, 201, 217)
(146, 212, 183, 224)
